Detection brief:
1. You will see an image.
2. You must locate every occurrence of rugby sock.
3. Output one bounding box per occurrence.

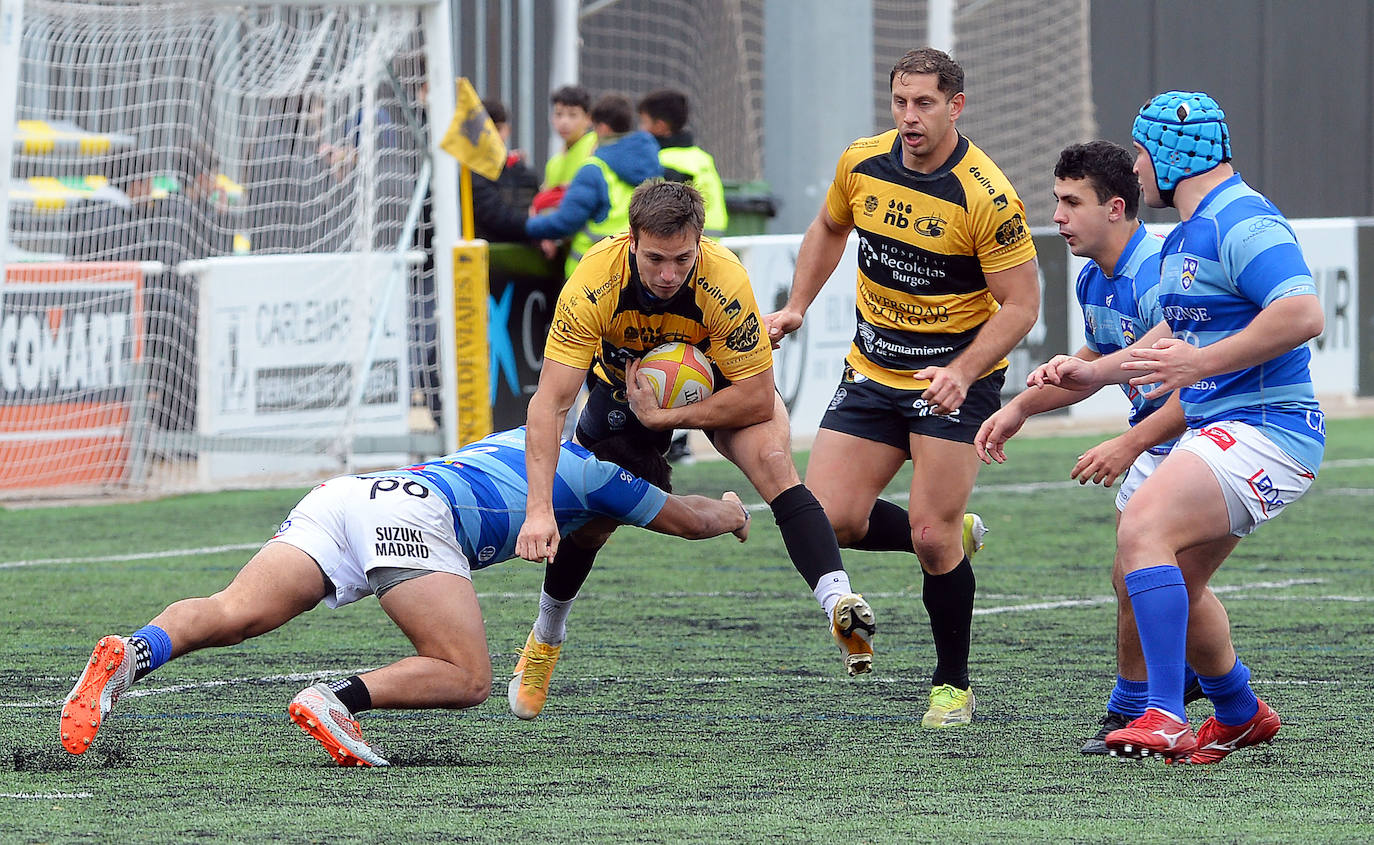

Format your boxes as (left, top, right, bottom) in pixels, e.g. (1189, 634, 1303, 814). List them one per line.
(533, 590, 575, 646)
(850, 499, 915, 552)
(326, 675, 372, 714)
(1199, 659, 1260, 726)
(1123, 565, 1189, 722)
(770, 484, 846, 589)
(1106, 676, 1150, 718)
(129, 624, 172, 682)
(923, 556, 975, 689)
(813, 570, 853, 619)
(543, 541, 598, 602)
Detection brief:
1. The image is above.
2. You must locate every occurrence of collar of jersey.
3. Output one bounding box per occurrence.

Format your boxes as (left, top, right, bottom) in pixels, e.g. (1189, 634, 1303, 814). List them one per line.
(1191, 171, 1245, 220)
(628, 252, 700, 313)
(887, 130, 969, 179)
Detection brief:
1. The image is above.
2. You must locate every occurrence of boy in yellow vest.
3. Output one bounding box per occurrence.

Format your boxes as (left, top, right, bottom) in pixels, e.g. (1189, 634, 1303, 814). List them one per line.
(638, 89, 729, 238)
(525, 94, 662, 278)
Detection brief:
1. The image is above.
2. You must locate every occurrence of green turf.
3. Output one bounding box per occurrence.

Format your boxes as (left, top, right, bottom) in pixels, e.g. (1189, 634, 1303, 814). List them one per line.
(3, 419, 1373, 842)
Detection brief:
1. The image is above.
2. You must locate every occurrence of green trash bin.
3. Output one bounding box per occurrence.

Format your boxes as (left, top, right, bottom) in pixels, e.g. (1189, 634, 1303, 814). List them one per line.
(723, 180, 778, 236)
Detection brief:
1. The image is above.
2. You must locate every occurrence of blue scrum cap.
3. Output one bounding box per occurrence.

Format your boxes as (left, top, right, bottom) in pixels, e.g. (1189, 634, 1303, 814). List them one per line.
(1131, 91, 1231, 192)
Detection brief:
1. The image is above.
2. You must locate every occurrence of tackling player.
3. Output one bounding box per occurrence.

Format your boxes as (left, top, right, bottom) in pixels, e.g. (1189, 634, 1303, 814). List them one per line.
(59, 428, 749, 767)
(514, 179, 872, 722)
(1031, 92, 1325, 763)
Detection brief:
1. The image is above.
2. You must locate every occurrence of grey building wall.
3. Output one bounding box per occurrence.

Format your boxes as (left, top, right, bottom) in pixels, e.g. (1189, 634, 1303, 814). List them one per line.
(1090, 0, 1374, 221)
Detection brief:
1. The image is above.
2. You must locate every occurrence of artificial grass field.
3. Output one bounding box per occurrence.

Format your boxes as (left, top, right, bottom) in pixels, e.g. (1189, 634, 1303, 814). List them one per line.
(2, 418, 1372, 842)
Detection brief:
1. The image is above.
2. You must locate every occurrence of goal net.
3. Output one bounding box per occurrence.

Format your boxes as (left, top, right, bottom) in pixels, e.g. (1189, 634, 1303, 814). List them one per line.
(873, 0, 1094, 227)
(3, 0, 447, 498)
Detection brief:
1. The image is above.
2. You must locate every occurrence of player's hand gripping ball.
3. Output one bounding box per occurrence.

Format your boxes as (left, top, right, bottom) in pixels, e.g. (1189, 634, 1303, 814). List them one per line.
(637, 342, 715, 408)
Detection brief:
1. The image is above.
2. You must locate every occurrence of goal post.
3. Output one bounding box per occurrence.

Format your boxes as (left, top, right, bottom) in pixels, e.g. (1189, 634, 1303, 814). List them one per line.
(3, 0, 460, 498)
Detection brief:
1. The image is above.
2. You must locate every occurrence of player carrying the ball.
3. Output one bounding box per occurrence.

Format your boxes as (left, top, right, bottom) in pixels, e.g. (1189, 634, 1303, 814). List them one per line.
(514, 179, 873, 720)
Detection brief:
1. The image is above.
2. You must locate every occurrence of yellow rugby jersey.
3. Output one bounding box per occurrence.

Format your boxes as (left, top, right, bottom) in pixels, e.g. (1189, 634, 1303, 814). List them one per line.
(544, 232, 773, 389)
(826, 129, 1037, 388)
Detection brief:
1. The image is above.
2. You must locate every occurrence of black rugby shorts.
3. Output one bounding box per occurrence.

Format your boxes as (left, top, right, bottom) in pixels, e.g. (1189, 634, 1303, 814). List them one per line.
(819, 365, 1005, 448)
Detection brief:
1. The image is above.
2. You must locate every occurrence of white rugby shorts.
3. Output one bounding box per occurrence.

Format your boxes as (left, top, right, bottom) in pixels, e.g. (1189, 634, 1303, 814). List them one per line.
(1115, 450, 1167, 513)
(268, 475, 470, 608)
(1173, 421, 1316, 537)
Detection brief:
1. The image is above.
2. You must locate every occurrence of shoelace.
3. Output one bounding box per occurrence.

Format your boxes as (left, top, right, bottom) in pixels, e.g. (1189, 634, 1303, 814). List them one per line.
(517, 647, 556, 689)
(929, 685, 964, 709)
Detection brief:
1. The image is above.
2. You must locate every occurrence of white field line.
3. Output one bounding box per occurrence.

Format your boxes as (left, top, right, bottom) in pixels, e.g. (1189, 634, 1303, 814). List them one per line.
(7, 579, 1341, 710)
(5, 466, 1371, 570)
(1, 793, 95, 800)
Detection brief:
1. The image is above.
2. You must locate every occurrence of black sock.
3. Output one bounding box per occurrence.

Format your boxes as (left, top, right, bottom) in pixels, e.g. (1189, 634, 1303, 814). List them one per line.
(769, 484, 845, 590)
(850, 498, 915, 552)
(326, 675, 372, 714)
(544, 540, 600, 602)
(130, 636, 154, 681)
(923, 557, 975, 689)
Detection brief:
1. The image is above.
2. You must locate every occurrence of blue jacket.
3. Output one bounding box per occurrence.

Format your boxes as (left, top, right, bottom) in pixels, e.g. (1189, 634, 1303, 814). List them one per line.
(525, 130, 663, 240)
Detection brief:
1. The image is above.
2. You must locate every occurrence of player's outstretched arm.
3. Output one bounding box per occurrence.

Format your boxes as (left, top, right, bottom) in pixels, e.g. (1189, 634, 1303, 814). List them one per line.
(518, 360, 586, 562)
(765, 206, 851, 348)
(979, 345, 1105, 463)
(647, 490, 751, 542)
(1124, 294, 1323, 399)
(1070, 393, 1187, 486)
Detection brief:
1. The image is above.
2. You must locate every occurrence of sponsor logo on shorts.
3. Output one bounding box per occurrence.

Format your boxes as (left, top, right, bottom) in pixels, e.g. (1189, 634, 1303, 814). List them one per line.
(829, 388, 847, 410)
(1199, 426, 1236, 450)
(374, 526, 430, 559)
(608, 410, 627, 429)
(274, 519, 292, 538)
(1246, 469, 1285, 515)
(842, 365, 867, 384)
(478, 546, 497, 562)
(912, 397, 959, 421)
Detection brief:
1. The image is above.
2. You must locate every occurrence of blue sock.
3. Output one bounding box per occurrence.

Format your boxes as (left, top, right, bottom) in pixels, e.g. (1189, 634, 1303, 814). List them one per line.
(1124, 565, 1189, 720)
(1107, 676, 1149, 718)
(1199, 659, 1259, 726)
(130, 624, 173, 681)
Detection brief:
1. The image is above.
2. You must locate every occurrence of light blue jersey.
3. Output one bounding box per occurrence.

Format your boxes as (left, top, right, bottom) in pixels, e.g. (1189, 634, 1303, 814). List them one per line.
(364, 428, 669, 569)
(1156, 173, 1324, 472)
(1076, 223, 1173, 454)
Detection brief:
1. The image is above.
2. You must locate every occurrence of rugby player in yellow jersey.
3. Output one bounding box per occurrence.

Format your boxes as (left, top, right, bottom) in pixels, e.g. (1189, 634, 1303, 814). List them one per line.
(510, 180, 872, 720)
(767, 48, 1041, 729)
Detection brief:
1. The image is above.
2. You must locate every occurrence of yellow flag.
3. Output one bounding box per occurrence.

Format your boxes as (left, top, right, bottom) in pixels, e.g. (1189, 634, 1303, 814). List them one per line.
(439, 77, 506, 181)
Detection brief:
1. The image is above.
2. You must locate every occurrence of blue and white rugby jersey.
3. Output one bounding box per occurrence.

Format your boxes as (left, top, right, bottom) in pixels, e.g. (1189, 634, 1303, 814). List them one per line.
(1156, 173, 1324, 472)
(1075, 223, 1173, 454)
(364, 428, 669, 569)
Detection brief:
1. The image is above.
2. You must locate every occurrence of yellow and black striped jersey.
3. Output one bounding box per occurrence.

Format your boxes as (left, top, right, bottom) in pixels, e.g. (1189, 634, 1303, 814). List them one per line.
(543, 233, 773, 388)
(826, 129, 1037, 388)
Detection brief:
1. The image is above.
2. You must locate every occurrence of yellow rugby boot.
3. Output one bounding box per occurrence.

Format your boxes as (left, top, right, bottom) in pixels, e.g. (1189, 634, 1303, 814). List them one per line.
(509, 629, 563, 720)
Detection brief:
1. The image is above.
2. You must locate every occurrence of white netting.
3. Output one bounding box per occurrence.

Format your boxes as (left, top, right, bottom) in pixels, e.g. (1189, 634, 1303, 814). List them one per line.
(4, 0, 440, 498)
(873, 0, 1094, 227)
(577, 0, 765, 183)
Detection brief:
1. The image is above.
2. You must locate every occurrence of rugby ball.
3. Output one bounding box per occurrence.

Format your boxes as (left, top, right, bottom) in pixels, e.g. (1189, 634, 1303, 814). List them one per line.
(637, 342, 714, 409)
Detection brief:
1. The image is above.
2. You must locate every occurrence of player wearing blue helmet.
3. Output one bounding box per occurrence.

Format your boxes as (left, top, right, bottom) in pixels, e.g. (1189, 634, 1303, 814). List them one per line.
(1030, 92, 1324, 763)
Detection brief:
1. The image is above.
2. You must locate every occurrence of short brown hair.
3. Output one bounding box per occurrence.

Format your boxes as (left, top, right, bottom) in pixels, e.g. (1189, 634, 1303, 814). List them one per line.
(889, 47, 964, 98)
(628, 180, 705, 239)
(590, 94, 634, 134)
